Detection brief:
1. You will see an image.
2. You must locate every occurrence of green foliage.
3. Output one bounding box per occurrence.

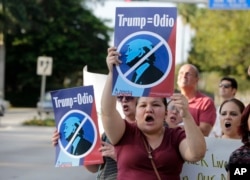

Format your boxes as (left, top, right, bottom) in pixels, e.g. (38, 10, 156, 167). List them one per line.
(177, 5, 250, 91)
(23, 117, 55, 127)
(177, 3, 198, 24)
(0, 0, 111, 106)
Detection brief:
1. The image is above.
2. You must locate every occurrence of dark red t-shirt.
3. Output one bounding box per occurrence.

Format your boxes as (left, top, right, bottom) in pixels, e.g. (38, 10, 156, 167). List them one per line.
(115, 121, 186, 180)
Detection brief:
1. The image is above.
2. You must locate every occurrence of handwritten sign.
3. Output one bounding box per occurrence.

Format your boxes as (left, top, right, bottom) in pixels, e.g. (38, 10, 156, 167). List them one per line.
(181, 137, 242, 180)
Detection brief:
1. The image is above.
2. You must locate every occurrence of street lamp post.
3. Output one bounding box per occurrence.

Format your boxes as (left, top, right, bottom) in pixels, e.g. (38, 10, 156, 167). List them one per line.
(0, 0, 6, 99)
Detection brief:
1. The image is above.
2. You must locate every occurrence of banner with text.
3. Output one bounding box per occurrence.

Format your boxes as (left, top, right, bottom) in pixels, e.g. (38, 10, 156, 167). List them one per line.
(112, 7, 176, 97)
(51, 86, 103, 167)
(180, 137, 242, 180)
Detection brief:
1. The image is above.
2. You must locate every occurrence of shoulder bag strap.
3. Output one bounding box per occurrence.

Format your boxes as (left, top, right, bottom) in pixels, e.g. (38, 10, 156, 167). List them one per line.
(142, 137, 161, 180)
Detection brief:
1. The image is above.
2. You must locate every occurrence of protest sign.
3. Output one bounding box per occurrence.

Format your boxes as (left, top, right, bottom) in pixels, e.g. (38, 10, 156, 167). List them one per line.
(181, 137, 242, 180)
(112, 7, 177, 97)
(51, 86, 103, 167)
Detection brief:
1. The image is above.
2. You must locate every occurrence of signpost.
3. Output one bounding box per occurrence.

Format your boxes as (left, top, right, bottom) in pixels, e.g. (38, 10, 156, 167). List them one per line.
(209, 0, 250, 9)
(37, 56, 53, 110)
(37, 56, 53, 76)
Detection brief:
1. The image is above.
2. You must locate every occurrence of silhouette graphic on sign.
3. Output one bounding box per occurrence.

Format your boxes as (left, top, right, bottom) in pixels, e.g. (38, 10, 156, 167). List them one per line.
(63, 117, 92, 156)
(125, 39, 164, 85)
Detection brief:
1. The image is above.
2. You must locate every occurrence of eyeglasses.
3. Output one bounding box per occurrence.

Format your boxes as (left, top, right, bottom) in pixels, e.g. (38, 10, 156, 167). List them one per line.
(219, 84, 232, 88)
(117, 96, 134, 102)
(167, 104, 180, 114)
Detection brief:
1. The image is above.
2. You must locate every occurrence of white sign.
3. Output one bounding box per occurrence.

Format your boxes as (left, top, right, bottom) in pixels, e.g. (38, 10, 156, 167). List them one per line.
(83, 66, 124, 135)
(181, 137, 242, 180)
(37, 56, 53, 76)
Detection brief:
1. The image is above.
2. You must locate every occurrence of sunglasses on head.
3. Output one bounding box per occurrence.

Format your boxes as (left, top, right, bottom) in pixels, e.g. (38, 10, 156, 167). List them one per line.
(117, 96, 134, 102)
(219, 84, 232, 88)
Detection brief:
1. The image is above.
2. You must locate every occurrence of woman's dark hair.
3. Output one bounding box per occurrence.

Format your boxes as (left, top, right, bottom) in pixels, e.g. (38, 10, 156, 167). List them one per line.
(239, 104, 250, 145)
(219, 98, 245, 114)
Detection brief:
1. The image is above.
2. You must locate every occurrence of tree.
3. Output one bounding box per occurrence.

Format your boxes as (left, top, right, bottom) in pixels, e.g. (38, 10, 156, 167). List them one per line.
(188, 9, 250, 80)
(0, 0, 111, 106)
(178, 4, 250, 89)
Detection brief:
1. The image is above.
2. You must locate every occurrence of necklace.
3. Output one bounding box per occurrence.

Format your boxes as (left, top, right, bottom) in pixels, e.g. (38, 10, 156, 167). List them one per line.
(142, 137, 153, 159)
(147, 147, 152, 159)
(142, 136, 162, 180)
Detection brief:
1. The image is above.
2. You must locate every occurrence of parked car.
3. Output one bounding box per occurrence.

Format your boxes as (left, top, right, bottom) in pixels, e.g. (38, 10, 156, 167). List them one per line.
(0, 98, 5, 116)
(37, 92, 54, 115)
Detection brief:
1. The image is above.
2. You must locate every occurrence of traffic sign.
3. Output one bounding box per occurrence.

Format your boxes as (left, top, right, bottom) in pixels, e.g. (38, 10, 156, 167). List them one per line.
(37, 56, 53, 76)
(209, 0, 250, 9)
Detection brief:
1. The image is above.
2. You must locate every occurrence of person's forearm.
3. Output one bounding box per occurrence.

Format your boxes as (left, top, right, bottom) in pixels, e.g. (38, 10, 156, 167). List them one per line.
(183, 113, 206, 161)
(199, 124, 212, 137)
(101, 72, 125, 144)
(84, 164, 101, 173)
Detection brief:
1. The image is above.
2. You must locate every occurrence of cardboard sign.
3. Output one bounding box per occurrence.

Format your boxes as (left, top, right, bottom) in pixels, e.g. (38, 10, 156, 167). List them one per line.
(181, 137, 242, 180)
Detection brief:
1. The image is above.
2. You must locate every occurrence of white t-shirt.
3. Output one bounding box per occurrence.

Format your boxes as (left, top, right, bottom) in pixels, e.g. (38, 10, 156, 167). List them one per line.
(209, 106, 222, 137)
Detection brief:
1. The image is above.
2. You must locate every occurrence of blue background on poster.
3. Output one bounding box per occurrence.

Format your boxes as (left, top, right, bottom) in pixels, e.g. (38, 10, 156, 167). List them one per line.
(50, 85, 102, 166)
(114, 7, 176, 45)
(51, 86, 94, 119)
(59, 112, 95, 153)
(113, 7, 176, 97)
(119, 33, 169, 81)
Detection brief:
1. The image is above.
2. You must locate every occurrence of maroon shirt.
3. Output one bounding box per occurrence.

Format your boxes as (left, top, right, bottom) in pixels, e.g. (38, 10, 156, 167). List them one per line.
(115, 121, 186, 180)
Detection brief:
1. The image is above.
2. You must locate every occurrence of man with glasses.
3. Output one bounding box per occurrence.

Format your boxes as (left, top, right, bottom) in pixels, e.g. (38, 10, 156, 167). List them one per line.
(177, 64, 216, 136)
(218, 77, 238, 101)
(209, 77, 238, 137)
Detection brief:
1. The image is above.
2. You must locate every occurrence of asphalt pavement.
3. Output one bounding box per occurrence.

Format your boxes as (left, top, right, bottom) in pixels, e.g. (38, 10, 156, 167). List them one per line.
(0, 108, 98, 180)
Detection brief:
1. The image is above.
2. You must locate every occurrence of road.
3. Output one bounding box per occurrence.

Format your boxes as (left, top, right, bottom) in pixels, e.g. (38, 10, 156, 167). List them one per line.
(0, 108, 98, 180)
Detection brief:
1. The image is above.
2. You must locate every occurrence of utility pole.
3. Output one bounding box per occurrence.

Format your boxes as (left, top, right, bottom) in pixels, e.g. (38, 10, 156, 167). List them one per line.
(0, 0, 6, 99)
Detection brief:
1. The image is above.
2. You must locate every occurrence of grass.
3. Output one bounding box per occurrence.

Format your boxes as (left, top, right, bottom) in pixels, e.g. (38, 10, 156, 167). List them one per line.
(23, 117, 56, 127)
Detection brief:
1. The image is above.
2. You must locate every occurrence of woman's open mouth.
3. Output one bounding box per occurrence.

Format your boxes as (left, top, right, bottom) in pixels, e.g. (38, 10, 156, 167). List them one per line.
(122, 105, 128, 111)
(170, 115, 176, 122)
(225, 122, 232, 128)
(145, 115, 154, 122)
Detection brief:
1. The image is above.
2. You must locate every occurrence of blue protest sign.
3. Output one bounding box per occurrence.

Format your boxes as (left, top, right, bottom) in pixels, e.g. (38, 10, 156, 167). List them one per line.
(50, 86, 103, 167)
(209, 0, 250, 9)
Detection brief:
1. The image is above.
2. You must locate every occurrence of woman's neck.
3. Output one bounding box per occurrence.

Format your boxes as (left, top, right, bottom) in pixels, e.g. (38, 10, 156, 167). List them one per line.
(144, 127, 165, 150)
(222, 134, 241, 140)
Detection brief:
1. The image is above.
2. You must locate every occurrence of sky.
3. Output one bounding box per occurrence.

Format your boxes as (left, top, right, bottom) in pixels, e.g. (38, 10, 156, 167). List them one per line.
(87, 0, 193, 64)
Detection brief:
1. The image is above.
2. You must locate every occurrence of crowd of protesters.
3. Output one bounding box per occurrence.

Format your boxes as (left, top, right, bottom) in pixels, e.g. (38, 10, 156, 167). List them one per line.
(51, 47, 249, 179)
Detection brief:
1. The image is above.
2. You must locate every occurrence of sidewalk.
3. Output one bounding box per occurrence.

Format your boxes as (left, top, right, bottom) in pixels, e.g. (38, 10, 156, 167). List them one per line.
(0, 108, 97, 180)
(0, 108, 38, 127)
